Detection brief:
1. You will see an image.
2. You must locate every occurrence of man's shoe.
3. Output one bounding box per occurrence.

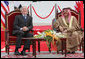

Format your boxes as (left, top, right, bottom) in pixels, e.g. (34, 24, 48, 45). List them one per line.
(66, 52, 71, 54)
(14, 51, 21, 55)
(21, 51, 27, 55)
(71, 51, 75, 54)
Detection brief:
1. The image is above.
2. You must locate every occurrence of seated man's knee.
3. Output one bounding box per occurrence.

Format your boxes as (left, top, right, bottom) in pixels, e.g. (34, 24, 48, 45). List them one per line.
(30, 33, 33, 37)
(27, 33, 33, 37)
(29, 33, 33, 37)
(17, 31, 24, 36)
(72, 31, 78, 36)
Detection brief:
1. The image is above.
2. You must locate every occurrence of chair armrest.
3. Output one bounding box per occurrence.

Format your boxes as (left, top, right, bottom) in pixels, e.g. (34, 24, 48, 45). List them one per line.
(78, 28, 84, 31)
(75, 28, 84, 32)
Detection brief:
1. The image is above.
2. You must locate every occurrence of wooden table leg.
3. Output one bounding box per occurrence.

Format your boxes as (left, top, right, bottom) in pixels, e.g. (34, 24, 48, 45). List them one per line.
(32, 41, 36, 58)
(62, 40, 63, 55)
(28, 41, 31, 52)
(49, 42, 51, 53)
(56, 41, 59, 54)
(32, 41, 34, 56)
(34, 41, 36, 58)
(38, 40, 40, 53)
(57, 50, 59, 54)
(80, 43, 81, 51)
(65, 39, 67, 57)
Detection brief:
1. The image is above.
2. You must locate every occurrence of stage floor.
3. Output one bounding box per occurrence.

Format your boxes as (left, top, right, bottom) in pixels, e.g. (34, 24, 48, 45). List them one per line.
(1, 51, 84, 58)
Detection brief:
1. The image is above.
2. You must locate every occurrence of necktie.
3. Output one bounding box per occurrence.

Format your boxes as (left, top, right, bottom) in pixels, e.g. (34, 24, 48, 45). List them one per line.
(23, 15, 27, 22)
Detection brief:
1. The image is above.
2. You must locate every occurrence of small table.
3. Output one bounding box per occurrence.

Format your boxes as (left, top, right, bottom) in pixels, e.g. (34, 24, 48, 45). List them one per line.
(24, 37, 67, 58)
(37, 38, 67, 57)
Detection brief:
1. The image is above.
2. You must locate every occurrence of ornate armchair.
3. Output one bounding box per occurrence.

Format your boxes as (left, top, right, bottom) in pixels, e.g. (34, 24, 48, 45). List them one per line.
(5, 10, 34, 54)
(52, 8, 84, 52)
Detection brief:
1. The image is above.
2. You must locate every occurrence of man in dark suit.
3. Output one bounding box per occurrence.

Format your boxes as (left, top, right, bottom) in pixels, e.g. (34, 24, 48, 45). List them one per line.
(13, 6, 33, 55)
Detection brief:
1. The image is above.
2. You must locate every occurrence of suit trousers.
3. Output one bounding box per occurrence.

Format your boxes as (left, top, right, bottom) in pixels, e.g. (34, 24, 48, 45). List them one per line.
(15, 30, 33, 49)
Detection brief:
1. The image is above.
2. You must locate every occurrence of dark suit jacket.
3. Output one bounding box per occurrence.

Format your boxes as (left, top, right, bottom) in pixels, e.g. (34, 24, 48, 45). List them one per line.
(13, 14, 33, 35)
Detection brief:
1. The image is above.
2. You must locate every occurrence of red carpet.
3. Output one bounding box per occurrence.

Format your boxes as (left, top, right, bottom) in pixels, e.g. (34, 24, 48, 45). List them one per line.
(1, 51, 84, 58)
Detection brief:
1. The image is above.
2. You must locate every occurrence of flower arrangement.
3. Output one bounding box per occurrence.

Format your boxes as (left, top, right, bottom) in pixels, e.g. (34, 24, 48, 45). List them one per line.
(34, 29, 67, 50)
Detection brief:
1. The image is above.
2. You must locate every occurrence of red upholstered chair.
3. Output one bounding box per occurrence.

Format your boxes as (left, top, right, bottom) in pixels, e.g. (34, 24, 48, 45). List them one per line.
(5, 10, 33, 54)
(53, 8, 84, 53)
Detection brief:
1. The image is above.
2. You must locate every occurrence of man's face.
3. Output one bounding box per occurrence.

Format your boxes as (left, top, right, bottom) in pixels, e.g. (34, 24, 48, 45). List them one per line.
(63, 9, 69, 17)
(21, 7, 28, 15)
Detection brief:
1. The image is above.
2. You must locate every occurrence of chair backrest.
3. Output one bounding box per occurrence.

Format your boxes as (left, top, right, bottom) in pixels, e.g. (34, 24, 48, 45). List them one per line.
(52, 8, 80, 31)
(57, 8, 79, 21)
(6, 10, 22, 36)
